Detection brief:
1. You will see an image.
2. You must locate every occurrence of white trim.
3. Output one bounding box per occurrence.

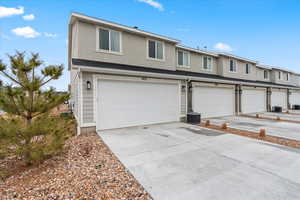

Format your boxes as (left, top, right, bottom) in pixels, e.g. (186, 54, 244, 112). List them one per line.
(176, 45, 219, 57)
(146, 39, 165, 62)
(218, 52, 258, 64)
(202, 56, 213, 72)
(96, 26, 123, 55)
(80, 71, 83, 127)
(71, 13, 180, 43)
(81, 123, 96, 128)
(177, 49, 190, 68)
(245, 63, 251, 74)
(229, 59, 237, 73)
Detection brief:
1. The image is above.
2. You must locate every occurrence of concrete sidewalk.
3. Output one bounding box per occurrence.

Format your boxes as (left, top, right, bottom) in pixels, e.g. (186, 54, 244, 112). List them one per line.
(99, 123, 300, 200)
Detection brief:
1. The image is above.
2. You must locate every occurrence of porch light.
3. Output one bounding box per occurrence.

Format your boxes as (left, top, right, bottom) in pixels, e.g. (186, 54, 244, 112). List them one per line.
(86, 81, 92, 90)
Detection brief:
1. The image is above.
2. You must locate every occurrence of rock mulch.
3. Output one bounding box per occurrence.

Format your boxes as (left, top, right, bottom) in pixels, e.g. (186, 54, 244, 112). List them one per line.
(0, 133, 152, 200)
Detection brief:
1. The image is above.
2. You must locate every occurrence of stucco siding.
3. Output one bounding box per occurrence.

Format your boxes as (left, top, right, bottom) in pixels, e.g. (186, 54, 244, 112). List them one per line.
(271, 70, 293, 85)
(175, 49, 218, 75)
(77, 21, 176, 71)
(219, 56, 257, 81)
(71, 22, 79, 58)
(256, 67, 271, 82)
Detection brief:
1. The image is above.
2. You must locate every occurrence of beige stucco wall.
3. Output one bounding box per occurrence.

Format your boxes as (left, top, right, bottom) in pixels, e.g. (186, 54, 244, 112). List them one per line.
(218, 56, 257, 81)
(76, 21, 176, 71)
(270, 70, 292, 85)
(175, 48, 218, 75)
(71, 22, 78, 58)
(256, 67, 271, 82)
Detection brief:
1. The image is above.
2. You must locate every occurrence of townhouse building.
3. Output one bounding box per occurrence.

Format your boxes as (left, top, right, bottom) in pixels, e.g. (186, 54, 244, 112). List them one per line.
(68, 13, 300, 134)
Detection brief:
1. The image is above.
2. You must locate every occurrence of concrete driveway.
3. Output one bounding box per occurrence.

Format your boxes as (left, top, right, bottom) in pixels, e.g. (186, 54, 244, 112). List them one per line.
(99, 123, 300, 200)
(209, 115, 300, 141)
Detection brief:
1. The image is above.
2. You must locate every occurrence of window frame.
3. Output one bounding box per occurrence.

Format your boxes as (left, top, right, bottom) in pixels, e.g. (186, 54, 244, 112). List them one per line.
(229, 59, 237, 73)
(286, 73, 290, 81)
(146, 39, 165, 61)
(264, 70, 269, 79)
(177, 50, 190, 68)
(278, 71, 282, 80)
(96, 26, 123, 55)
(202, 56, 213, 72)
(245, 63, 251, 74)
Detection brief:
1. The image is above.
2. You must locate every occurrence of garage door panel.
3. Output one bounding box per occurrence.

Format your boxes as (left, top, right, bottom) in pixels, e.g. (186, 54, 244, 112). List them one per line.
(97, 80, 180, 130)
(271, 91, 287, 109)
(193, 87, 235, 119)
(290, 92, 300, 106)
(242, 89, 266, 114)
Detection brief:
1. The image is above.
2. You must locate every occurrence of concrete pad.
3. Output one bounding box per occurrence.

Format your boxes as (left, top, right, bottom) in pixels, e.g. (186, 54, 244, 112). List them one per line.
(99, 123, 300, 200)
(209, 116, 300, 141)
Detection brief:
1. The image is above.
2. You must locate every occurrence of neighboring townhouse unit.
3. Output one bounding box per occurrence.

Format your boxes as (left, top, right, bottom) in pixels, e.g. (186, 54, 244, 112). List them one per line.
(68, 13, 300, 133)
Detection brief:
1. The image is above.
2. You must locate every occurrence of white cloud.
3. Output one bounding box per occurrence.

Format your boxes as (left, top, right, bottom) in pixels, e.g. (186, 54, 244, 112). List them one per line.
(214, 42, 233, 52)
(23, 14, 35, 21)
(44, 32, 58, 38)
(12, 26, 40, 38)
(137, 0, 164, 11)
(0, 6, 24, 18)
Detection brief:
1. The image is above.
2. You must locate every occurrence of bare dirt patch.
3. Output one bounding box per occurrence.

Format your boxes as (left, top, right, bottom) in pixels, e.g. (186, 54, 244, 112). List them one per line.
(200, 123, 300, 150)
(0, 133, 152, 200)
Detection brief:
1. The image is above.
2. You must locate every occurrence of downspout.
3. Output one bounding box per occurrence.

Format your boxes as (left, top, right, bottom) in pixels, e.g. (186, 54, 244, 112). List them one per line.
(267, 87, 272, 112)
(187, 79, 193, 113)
(287, 89, 291, 110)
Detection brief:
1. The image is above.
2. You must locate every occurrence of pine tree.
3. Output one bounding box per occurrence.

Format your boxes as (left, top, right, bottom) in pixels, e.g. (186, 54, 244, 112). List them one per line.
(0, 51, 71, 165)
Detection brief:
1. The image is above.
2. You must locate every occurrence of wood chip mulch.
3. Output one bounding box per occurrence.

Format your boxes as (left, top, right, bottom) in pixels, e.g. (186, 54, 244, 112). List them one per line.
(199, 123, 300, 150)
(0, 133, 152, 200)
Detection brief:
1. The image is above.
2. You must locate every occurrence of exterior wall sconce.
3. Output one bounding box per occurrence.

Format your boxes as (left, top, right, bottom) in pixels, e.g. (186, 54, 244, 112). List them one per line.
(86, 81, 92, 90)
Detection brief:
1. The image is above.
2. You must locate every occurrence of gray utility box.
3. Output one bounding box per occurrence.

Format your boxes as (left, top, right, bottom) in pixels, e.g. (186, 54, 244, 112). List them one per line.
(187, 112, 201, 124)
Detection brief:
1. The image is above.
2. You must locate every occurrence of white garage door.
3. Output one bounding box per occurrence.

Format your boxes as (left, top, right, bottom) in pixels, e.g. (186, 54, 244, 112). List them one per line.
(271, 90, 287, 109)
(242, 88, 266, 114)
(290, 91, 300, 107)
(192, 86, 235, 118)
(96, 79, 180, 130)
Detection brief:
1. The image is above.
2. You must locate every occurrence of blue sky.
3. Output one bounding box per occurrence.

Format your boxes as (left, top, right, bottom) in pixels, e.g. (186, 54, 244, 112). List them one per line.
(1, 0, 300, 90)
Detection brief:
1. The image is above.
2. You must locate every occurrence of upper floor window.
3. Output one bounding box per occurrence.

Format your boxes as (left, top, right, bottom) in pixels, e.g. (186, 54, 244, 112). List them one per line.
(229, 59, 237, 72)
(203, 56, 213, 71)
(98, 28, 121, 53)
(286, 73, 289, 81)
(148, 40, 164, 60)
(177, 50, 190, 67)
(264, 70, 269, 79)
(245, 63, 251, 74)
(278, 71, 282, 80)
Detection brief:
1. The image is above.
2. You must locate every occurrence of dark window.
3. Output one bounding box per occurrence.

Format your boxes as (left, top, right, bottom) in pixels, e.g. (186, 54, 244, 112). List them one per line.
(278, 72, 281, 79)
(230, 60, 236, 72)
(264, 70, 268, 79)
(178, 51, 183, 66)
(246, 64, 250, 74)
(99, 29, 109, 50)
(148, 40, 156, 58)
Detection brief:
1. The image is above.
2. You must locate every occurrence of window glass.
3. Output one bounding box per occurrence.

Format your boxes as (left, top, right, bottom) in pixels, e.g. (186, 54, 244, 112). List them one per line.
(99, 29, 109, 50)
(203, 56, 212, 70)
(157, 42, 163, 60)
(246, 64, 250, 74)
(148, 40, 156, 58)
(178, 51, 183, 66)
(110, 30, 120, 52)
(230, 60, 236, 72)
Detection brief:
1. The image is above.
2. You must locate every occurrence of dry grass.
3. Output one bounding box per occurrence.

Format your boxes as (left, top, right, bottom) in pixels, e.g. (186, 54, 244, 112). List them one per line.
(200, 122, 300, 150)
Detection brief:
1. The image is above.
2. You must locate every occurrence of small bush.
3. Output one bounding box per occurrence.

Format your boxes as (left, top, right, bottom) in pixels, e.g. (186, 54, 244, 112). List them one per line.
(0, 115, 75, 165)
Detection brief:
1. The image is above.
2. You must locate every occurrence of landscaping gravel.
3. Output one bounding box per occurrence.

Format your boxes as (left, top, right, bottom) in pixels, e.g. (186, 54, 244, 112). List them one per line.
(0, 133, 152, 200)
